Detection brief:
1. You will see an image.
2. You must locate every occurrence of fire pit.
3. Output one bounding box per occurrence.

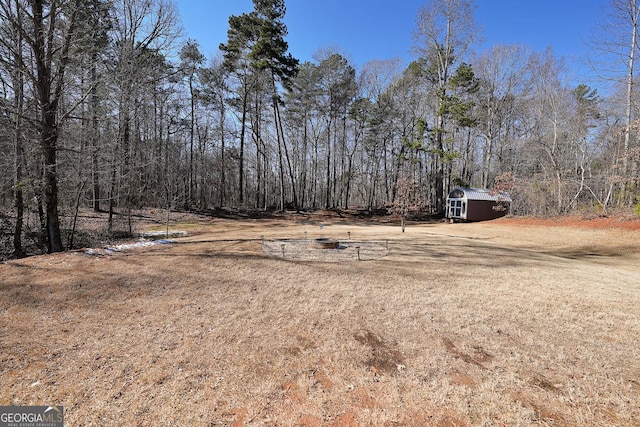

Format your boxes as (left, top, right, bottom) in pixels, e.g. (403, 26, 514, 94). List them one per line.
(262, 239, 388, 261)
(313, 238, 339, 249)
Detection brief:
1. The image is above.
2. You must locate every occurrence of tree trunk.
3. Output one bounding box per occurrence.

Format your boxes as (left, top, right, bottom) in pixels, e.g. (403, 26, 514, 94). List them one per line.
(435, 115, 445, 214)
(13, 134, 25, 257)
(274, 92, 298, 210)
(13, 139, 25, 257)
(42, 126, 64, 253)
(91, 53, 101, 211)
(481, 134, 493, 188)
(219, 92, 226, 207)
(623, 5, 638, 176)
(37, 65, 64, 253)
(238, 93, 248, 206)
(188, 74, 195, 209)
(275, 100, 286, 211)
(325, 117, 333, 209)
(108, 143, 118, 233)
(31, 0, 80, 252)
(622, 1, 639, 205)
(12, 0, 25, 257)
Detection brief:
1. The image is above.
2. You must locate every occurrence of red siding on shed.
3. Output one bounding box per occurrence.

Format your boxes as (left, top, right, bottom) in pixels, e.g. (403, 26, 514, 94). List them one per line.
(465, 200, 509, 221)
(447, 187, 511, 221)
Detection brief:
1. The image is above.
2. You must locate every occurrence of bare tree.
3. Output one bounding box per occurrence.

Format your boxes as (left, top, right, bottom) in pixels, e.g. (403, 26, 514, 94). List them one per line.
(108, 0, 180, 229)
(198, 58, 230, 208)
(589, 0, 640, 205)
(474, 44, 531, 188)
(390, 167, 425, 232)
(566, 84, 602, 212)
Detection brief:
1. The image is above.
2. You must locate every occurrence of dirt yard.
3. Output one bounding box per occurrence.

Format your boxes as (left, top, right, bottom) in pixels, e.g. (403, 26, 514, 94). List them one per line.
(1, 212, 639, 426)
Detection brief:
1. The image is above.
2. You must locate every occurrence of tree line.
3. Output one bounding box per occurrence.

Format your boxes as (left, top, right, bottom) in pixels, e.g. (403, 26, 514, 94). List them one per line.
(1, 0, 639, 257)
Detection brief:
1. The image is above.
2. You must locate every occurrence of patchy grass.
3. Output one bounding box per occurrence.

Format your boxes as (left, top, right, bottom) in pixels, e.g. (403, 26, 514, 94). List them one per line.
(1, 215, 639, 426)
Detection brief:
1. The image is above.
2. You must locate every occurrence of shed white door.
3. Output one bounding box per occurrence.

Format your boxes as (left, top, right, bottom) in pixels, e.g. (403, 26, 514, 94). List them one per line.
(448, 199, 464, 218)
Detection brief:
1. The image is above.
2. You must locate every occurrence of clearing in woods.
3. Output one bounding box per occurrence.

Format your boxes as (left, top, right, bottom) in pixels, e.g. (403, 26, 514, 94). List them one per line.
(1, 212, 639, 426)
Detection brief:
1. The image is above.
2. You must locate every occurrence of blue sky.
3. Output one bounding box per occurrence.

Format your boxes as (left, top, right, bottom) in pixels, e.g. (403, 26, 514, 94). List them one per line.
(174, 0, 606, 73)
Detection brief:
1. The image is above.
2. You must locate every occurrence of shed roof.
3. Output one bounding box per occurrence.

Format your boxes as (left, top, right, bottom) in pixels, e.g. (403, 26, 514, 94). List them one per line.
(448, 187, 512, 202)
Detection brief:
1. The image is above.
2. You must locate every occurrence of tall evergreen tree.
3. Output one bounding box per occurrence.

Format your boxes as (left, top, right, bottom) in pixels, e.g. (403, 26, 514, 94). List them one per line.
(251, 0, 299, 210)
(179, 39, 205, 208)
(220, 10, 261, 206)
(221, 0, 298, 210)
(413, 0, 478, 213)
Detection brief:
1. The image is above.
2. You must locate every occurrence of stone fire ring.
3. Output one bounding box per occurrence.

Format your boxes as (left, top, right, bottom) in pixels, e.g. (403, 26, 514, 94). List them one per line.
(262, 238, 388, 262)
(313, 238, 339, 249)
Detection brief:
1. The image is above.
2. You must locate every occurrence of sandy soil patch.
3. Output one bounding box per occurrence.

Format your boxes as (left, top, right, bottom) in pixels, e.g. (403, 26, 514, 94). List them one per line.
(1, 215, 639, 426)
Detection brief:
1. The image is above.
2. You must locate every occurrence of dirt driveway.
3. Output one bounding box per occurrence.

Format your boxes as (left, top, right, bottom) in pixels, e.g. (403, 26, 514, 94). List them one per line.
(1, 216, 639, 426)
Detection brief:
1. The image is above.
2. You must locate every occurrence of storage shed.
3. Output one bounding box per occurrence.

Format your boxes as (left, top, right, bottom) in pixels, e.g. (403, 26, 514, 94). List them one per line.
(446, 187, 512, 221)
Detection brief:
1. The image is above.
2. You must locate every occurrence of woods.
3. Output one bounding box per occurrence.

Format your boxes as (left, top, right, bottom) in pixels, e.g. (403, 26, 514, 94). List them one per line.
(1, 0, 639, 257)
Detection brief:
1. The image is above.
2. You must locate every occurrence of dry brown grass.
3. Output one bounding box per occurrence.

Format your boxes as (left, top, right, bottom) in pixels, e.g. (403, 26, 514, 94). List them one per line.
(1, 214, 639, 426)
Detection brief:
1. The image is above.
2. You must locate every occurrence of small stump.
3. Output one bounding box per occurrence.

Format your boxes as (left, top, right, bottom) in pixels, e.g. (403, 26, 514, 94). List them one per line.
(313, 238, 339, 249)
